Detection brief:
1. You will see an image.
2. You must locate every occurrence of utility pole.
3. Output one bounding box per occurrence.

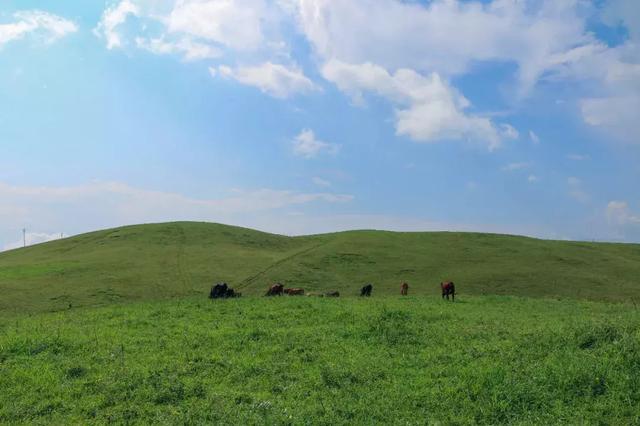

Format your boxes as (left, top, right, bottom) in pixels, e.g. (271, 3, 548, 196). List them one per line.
(22, 228, 26, 248)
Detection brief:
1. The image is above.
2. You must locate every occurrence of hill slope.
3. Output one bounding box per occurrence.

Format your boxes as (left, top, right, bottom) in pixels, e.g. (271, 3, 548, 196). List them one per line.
(1, 221, 639, 315)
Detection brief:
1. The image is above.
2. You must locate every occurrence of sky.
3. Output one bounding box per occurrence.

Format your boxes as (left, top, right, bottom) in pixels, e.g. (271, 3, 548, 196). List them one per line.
(0, 0, 639, 250)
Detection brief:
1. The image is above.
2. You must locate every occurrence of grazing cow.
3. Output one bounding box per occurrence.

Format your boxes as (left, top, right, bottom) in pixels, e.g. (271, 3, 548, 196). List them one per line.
(284, 288, 305, 296)
(266, 283, 284, 296)
(209, 282, 228, 299)
(325, 291, 340, 297)
(225, 288, 241, 298)
(400, 282, 409, 296)
(209, 283, 241, 299)
(441, 281, 455, 301)
(360, 284, 373, 297)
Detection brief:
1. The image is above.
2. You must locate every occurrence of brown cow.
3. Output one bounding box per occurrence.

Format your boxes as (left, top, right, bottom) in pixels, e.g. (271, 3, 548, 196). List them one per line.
(266, 283, 284, 296)
(400, 282, 409, 296)
(284, 288, 305, 296)
(441, 281, 455, 301)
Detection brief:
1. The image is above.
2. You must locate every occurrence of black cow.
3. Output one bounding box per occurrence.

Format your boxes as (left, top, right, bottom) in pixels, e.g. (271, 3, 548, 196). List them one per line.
(325, 291, 340, 297)
(225, 288, 241, 298)
(360, 284, 373, 297)
(209, 282, 241, 299)
(209, 282, 228, 299)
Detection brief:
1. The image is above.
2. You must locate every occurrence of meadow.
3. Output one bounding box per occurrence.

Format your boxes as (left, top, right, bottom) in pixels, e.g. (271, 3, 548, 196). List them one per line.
(1, 295, 639, 424)
(1, 222, 640, 424)
(1, 222, 640, 316)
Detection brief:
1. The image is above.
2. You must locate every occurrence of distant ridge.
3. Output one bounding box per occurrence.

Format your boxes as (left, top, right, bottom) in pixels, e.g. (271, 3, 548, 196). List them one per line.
(1, 221, 639, 315)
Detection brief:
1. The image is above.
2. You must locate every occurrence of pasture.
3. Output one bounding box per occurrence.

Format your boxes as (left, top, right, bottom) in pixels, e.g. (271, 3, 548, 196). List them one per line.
(1, 295, 639, 424)
(1, 222, 640, 316)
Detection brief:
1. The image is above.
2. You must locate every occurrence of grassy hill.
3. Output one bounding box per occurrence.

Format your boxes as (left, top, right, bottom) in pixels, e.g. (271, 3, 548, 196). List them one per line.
(1, 221, 640, 315)
(1, 296, 639, 424)
(2, 221, 640, 423)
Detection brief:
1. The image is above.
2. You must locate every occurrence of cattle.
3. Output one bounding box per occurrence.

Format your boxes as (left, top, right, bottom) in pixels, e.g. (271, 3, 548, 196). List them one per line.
(441, 281, 455, 301)
(360, 284, 373, 297)
(284, 288, 305, 296)
(209, 282, 228, 299)
(266, 283, 284, 296)
(325, 291, 340, 297)
(225, 288, 241, 298)
(400, 282, 409, 296)
(209, 282, 241, 299)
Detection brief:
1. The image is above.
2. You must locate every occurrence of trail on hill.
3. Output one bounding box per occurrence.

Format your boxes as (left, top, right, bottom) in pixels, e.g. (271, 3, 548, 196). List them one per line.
(236, 240, 330, 292)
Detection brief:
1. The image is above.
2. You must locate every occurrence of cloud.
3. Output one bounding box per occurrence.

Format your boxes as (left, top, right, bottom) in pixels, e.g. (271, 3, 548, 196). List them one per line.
(292, 129, 339, 158)
(290, 0, 594, 96)
(322, 60, 508, 149)
(581, 96, 640, 144)
(502, 162, 531, 172)
(312, 177, 331, 187)
(211, 62, 318, 98)
(568, 177, 590, 203)
(568, 154, 588, 161)
(529, 130, 540, 144)
(528, 175, 538, 183)
(606, 201, 640, 226)
(602, 0, 640, 42)
(94, 0, 139, 49)
(136, 36, 222, 61)
(500, 124, 519, 140)
(0, 10, 77, 47)
(0, 180, 353, 249)
(167, 0, 267, 51)
(3, 232, 62, 252)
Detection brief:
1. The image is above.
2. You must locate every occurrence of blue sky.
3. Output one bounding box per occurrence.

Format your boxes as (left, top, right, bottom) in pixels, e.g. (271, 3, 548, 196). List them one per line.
(1, 0, 639, 249)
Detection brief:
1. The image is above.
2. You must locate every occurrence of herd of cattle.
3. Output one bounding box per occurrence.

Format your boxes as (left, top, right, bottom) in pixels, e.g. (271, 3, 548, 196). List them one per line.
(209, 281, 456, 301)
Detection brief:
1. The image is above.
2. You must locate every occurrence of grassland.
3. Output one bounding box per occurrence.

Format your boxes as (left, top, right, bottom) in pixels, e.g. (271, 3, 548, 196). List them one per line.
(1, 221, 640, 316)
(1, 296, 639, 424)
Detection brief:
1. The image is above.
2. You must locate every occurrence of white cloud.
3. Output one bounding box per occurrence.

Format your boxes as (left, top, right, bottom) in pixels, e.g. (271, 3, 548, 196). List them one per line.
(529, 130, 540, 144)
(3, 232, 62, 252)
(94, 0, 139, 50)
(322, 60, 506, 149)
(581, 96, 640, 143)
(136, 36, 222, 61)
(602, 0, 640, 42)
(0, 10, 77, 47)
(167, 0, 267, 51)
(528, 175, 538, 183)
(291, 0, 593, 96)
(292, 129, 339, 158)
(568, 154, 588, 161)
(0, 180, 353, 249)
(312, 177, 331, 187)
(502, 162, 531, 172)
(568, 176, 590, 203)
(500, 124, 519, 140)
(212, 62, 318, 98)
(607, 200, 640, 226)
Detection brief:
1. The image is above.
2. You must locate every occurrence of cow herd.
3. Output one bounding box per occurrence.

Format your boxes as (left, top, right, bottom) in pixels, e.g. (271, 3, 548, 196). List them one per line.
(209, 280, 456, 301)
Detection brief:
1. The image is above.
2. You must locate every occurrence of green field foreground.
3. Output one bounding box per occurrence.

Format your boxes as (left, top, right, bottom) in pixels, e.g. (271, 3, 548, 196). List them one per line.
(1, 296, 639, 424)
(1, 222, 640, 316)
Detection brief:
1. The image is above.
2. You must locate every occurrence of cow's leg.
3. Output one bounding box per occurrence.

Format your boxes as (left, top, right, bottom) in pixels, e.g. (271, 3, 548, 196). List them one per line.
(451, 292, 454, 302)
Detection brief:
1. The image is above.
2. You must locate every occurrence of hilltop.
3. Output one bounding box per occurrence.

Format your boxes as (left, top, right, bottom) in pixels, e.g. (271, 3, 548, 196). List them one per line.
(1, 221, 639, 315)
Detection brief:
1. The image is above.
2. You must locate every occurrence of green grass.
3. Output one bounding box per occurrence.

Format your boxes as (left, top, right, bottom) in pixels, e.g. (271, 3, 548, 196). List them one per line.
(1, 221, 640, 316)
(1, 296, 639, 424)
